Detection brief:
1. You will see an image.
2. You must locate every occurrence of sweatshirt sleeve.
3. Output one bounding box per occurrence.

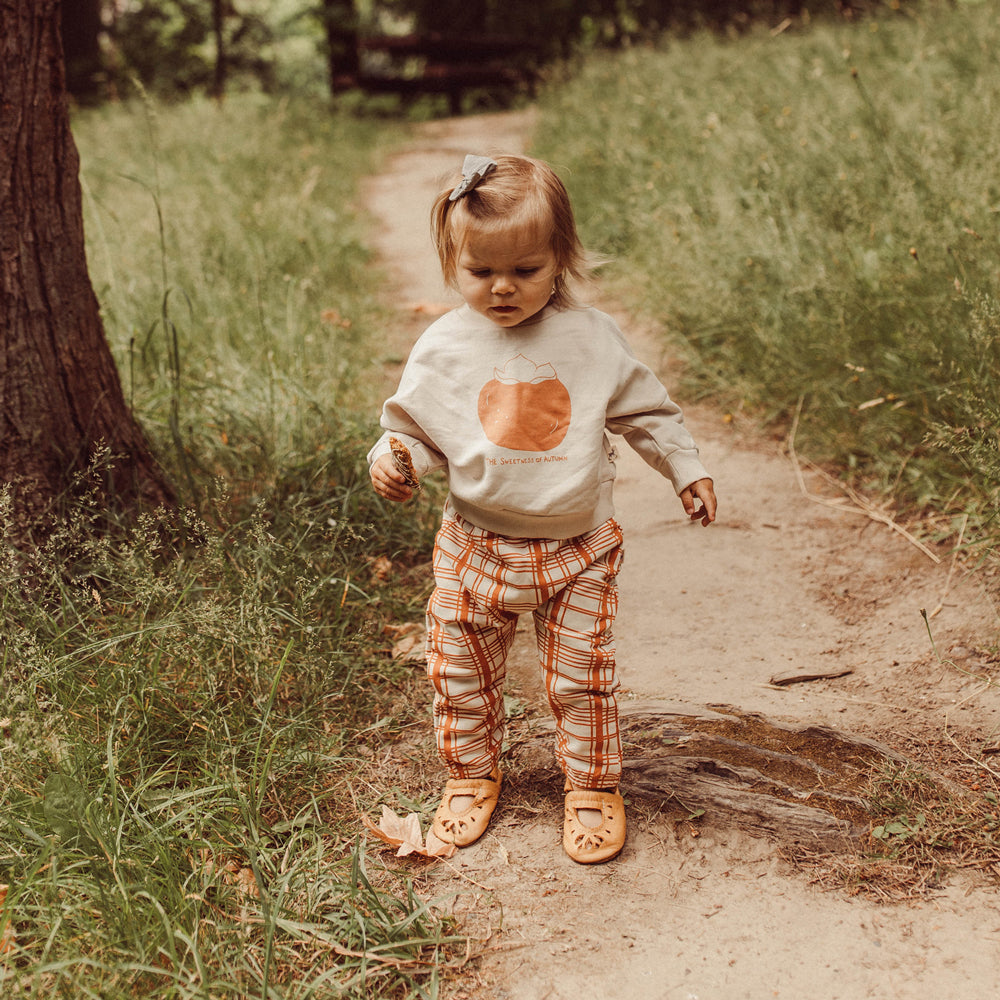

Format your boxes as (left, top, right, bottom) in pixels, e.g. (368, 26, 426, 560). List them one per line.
(366, 335, 449, 479)
(604, 340, 710, 494)
(367, 420, 447, 481)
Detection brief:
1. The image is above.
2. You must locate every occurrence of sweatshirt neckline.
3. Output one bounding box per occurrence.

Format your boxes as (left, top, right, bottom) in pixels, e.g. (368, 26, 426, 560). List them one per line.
(455, 303, 559, 331)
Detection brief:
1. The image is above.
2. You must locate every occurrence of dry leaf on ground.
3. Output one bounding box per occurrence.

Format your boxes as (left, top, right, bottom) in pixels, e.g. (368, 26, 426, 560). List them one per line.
(386, 622, 426, 662)
(0, 884, 14, 957)
(362, 806, 456, 859)
(368, 555, 393, 582)
(382, 622, 426, 662)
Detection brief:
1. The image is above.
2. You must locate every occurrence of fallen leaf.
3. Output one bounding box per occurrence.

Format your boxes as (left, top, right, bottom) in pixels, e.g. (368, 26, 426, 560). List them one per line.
(368, 555, 393, 582)
(391, 628, 426, 663)
(362, 806, 456, 859)
(199, 855, 260, 899)
(381, 623, 426, 662)
(230, 864, 260, 899)
(320, 308, 352, 328)
(424, 829, 456, 858)
(0, 883, 14, 957)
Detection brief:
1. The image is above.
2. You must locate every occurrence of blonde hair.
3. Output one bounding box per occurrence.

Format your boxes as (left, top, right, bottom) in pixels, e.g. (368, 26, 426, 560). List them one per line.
(431, 154, 592, 311)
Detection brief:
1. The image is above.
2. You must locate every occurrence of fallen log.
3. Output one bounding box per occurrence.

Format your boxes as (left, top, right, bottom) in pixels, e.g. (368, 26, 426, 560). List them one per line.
(517, 704, 910, 849)
(623, 755, 863, 846)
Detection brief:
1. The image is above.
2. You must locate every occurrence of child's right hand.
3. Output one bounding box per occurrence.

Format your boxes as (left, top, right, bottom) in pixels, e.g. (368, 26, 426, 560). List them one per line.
(370, 453, 417, 502)
(680, 477, 717, 526)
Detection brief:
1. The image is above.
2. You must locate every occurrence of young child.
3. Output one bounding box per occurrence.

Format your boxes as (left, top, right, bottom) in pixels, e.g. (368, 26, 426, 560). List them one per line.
(369, 153, 716, 864)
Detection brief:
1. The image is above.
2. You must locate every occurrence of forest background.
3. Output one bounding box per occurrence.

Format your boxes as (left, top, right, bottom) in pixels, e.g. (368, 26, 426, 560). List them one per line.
(3, 0, 1000, 997)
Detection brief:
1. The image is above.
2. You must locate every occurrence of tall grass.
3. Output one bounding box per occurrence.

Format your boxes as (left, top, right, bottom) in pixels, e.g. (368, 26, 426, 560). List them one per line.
(1, 95, 452, 997)
(7, 9, 1000, 988)
(80, 92, 397, 499)
(536, 1, 1000, 562)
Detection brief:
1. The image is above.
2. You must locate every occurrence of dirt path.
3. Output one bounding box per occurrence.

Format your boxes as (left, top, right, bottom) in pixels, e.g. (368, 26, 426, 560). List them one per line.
(363, 111, 1000, 1000)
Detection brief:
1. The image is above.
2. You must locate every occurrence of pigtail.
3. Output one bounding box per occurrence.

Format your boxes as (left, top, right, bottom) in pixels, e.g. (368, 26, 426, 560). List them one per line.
(430, 185, 461, 286)
(430, 154, 595, 309)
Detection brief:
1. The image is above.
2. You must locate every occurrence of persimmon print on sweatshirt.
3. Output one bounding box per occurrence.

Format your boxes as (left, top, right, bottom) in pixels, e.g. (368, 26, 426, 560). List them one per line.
(477, 354, 571, 452)
(368, 303, 709, 540)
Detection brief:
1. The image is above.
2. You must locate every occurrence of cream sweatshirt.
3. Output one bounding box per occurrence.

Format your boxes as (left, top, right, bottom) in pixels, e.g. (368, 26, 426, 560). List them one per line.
(368, 304, 710, 539)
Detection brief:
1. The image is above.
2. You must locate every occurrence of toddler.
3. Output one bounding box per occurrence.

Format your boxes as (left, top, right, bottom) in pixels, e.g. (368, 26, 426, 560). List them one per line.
(369, 153, 716, 864)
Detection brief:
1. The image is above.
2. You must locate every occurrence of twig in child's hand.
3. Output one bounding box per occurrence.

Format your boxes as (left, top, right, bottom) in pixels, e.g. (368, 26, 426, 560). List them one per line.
(389, 437, 421, 491)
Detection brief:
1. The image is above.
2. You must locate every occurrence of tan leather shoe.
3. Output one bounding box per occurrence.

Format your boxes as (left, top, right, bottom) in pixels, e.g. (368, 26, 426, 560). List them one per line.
(563, 786, 626, 864)
(432, 768, 502, 847)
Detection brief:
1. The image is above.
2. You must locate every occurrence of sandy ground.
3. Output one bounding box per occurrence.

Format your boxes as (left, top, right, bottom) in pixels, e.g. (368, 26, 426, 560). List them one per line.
(362, 110, 1000, 1000)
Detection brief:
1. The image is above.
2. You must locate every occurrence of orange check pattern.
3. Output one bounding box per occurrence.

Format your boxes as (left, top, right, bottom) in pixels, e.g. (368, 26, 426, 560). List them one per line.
(426, 510, 624, 790)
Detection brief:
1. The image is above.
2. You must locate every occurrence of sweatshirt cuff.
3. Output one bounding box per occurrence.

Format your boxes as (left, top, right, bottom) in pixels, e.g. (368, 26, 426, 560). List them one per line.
(367, 432, 444, 479)
(664, 454, 711, 495)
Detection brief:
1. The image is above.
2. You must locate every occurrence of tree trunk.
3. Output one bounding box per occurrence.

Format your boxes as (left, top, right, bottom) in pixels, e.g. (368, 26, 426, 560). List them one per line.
(322, 0, 359, 92)
(210, 0, 227, 101)
(0, 0, 175, 542)
(518, 705, 925, 849)
(60, 0, 104, 104)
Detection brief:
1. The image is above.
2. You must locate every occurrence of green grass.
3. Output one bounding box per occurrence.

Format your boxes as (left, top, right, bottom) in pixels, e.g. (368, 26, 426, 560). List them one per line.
(6, 7, 1000, 989)
(534, 0, 1000, 564)
(1, 94, 452, 998)
(79, 91, 399, 501)
(0, 486, 455, 996)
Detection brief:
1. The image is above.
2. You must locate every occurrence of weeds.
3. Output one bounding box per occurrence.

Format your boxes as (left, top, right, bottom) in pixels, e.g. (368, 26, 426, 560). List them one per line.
(6, 7, 1000, 986)
(535, 0, 1000, 564)
(1, 462, 448, 995)
(866, 761, 1000, 889)
(1, 94, 450, 996)
(787, 758, 1000, 902)
(789, 614, 1000, 899)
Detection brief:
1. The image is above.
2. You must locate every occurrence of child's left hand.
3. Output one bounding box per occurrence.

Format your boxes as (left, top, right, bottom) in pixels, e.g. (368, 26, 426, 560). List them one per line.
(370, 453, 417, 502)
(680, 478, 717, 526)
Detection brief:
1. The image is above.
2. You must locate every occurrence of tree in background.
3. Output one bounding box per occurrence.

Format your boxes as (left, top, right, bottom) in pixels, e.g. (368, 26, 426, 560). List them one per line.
(210, 0, 228, 98)
(389, 0, 581, 56)
(106, 0, 275, 97)
(321, 0, 359, 90)
(61, 0, 105, 102)
(61, 0, 888, 102)
(0, 0, 174, 542)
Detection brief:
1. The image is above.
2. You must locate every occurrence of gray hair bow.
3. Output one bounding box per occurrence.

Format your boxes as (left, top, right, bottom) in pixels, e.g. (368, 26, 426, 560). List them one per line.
(449, 154, 498, 201)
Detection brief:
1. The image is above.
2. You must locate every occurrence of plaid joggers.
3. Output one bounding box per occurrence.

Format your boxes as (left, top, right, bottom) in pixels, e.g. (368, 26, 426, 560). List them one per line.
(425, 508, 624, 790)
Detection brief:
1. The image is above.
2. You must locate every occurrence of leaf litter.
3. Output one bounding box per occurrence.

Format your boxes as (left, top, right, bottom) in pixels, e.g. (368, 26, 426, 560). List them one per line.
(362, 806, 456, 860)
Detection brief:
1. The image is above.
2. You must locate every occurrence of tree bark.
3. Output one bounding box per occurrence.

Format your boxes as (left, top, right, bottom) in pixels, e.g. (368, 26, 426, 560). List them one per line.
(210, 0, 227, 100)
(60, 0, 104, 103)
(518, 705, 920, 849)
(322, 0, 359, 91)
(0, 0, 174, 542)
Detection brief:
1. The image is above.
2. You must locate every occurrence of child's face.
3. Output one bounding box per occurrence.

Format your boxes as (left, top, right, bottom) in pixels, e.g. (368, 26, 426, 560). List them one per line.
(454, 227, 560, 328)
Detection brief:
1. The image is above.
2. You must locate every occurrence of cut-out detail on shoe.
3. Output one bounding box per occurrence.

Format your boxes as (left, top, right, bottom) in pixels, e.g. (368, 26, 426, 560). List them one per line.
(432, 768, 502, 847)
(563, 788, 626, 864)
